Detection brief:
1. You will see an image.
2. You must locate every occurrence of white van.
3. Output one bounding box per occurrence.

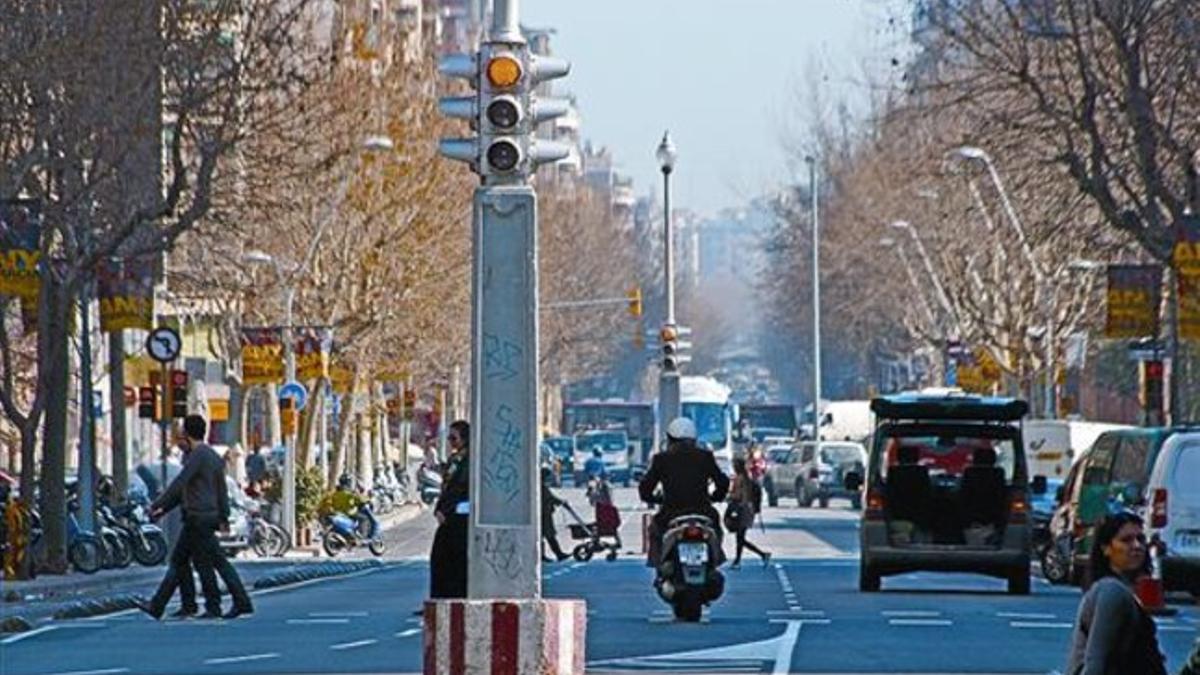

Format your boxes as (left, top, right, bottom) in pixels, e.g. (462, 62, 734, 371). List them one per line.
(1144, 432, 1200, 597)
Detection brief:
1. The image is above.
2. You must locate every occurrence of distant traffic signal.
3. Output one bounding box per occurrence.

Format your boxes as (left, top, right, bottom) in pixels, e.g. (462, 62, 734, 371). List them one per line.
(170, 370, 188, 419)
(627, 286, 643, 318)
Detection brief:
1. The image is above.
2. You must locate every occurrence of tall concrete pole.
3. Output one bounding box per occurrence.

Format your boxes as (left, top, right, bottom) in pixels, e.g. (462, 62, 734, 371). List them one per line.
(657, 132, 681, 427)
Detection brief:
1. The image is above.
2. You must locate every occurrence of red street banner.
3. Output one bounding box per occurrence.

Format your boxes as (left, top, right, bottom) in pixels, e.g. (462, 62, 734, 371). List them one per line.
(1105, 265, 1162, 339)
(1174, 215, 1200, 340)
(0, 199, 41, 300)
(241, 327, 284, 385)
(97, 256, 156, 332)
(294, 326, 332, 381)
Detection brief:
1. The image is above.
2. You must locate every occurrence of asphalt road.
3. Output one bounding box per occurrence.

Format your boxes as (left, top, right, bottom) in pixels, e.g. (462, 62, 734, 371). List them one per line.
(3, 488, 1196, 675)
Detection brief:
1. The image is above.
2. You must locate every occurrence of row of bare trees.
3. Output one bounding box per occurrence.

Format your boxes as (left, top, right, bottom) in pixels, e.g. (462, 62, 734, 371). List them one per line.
(763, 0, 1200, 415)
(0, 2, 643, 571)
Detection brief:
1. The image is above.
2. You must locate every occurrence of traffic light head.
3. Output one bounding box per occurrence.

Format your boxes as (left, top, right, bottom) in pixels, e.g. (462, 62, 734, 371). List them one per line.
(138, 386, 156, 419)
(170, 370, 188, 419)
(627, 286, 643, 318)
(660, 325, 679, 371)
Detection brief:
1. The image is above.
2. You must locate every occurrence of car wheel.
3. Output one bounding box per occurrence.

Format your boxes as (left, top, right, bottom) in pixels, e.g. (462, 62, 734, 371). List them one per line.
(849, 494, 862, 510)
(818, 495, 830, 509)
(859, 562, 880, 592)
(765, 480, 778, 508)
(797, 481, 813, 508)
(1007, 567, 1032, 595)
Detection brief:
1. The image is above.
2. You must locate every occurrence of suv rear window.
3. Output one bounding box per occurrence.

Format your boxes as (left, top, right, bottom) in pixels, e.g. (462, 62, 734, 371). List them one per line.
(878, 434, 1017, 481)
(1173, 444, 1200, 506)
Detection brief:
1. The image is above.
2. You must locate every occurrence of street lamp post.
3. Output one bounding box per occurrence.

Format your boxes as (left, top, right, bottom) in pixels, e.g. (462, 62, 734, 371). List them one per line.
(656, 132, 681, 427)
(807, 156, 822, 437)
(244, 134, 393, 545)
(949, 145, 1057, 417)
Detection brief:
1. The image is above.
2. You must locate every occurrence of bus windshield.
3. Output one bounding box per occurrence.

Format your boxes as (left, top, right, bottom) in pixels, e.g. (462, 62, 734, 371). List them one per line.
(682, 402, 727, 447)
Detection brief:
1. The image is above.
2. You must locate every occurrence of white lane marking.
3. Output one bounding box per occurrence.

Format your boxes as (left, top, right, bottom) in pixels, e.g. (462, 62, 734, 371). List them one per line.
(396, 628, 422, 638)
(1011, 621, 1073, 629)
(1158, 625, 1198, 633)
(1, 625, 59, 644)
(47, 669, 130, 675)
(1154, 617, 1177, 624)
(203, 653, 280, 665)
(997, 612, 1056, 620)
(769, 618, 831, 626)
(767, 609, 826, 617)
(286, 618, 350, 625)
(771, 621, 801, 675)
(888, 619, 953, 626)
(330, 639, 379, 650)
(308, 611, 368, 618)
(882, 610, 942, 617)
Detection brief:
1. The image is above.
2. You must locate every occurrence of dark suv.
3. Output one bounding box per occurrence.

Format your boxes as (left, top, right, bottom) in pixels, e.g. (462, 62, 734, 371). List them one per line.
(860, 393, 1032, 594)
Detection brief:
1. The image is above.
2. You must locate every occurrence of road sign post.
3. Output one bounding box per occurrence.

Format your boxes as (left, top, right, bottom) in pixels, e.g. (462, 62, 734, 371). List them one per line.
(146, 328, 181, 496)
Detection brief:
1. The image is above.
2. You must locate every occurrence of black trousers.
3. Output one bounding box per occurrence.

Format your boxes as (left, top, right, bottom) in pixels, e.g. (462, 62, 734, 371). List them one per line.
(429, 514, 468, 599)
(150, 515, 252, 614)
(732, 527, 766, 564)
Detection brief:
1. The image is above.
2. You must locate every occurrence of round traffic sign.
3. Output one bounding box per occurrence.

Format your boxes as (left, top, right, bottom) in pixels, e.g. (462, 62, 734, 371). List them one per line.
(146, 327, 182, 363)
(279, 381, 308, 412)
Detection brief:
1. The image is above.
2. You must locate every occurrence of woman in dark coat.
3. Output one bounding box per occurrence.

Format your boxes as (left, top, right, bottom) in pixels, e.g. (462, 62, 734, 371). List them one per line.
(541, 468, 569, 562)
(429, 420, 471, 599)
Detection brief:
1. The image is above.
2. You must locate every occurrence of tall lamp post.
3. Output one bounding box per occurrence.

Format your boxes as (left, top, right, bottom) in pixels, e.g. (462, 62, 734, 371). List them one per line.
(806, 155, 822, 438)
(656, 132, 682, 427)
(244, 134, 393, 544)
(949, 145, 1057, 417)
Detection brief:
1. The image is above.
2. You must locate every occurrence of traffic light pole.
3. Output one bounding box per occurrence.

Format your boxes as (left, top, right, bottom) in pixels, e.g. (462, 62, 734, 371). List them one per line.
(659, 154, 681, 427)
(468, 185, 541, 599)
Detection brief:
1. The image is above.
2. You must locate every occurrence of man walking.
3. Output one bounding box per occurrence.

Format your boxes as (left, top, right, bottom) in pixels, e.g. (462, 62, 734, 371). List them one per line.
(139, 415, 253, 620)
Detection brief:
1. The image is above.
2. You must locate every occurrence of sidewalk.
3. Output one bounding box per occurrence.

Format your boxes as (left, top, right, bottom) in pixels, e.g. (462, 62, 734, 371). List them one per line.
(1, 502, 421, 627)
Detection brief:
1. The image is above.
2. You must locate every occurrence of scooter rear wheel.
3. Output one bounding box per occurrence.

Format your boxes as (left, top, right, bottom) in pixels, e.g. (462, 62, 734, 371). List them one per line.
(673, 600, 702, 622)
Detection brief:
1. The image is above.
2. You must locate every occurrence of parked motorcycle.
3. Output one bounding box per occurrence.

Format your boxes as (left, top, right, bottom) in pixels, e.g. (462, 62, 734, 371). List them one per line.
(1034, 512, 1072, 585)
(320, 505, 385, 558)
(101, 499, 168, 567)
(65, 499, 104, 575)
(417, 464, 442, 506)
(653, 515, 725, 622)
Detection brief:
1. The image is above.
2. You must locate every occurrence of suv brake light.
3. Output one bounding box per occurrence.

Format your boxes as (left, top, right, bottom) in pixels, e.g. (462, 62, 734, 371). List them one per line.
(1151, 488, 1168, 528)
(1008, 492, 1029, 524)
(865, 488, 886, 520)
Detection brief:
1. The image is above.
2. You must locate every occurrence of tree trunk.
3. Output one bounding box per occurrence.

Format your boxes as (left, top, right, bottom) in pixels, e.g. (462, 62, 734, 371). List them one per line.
(296, 378, 320, 468)
(355, 412, 372, 490)
(328, 376, 358, 486)
(39, 284, 72, 574)
(108, 330, 128, 499)
(265, 385, 281, 447)
(18, 419, 38, 505)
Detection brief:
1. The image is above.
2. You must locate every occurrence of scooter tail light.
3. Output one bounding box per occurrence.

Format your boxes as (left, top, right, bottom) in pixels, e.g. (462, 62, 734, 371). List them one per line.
(684, 525, 702, 538)
(1151, 488, 1168, 528)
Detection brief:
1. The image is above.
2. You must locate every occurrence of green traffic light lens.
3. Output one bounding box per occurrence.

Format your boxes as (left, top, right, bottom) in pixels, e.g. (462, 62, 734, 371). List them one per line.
(486, 99, 520, 129)
(486, 140, 520, 172)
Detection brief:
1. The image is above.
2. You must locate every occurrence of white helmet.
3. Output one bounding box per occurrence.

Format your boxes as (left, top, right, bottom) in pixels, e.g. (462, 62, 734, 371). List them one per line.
(666, 417, 697, 441)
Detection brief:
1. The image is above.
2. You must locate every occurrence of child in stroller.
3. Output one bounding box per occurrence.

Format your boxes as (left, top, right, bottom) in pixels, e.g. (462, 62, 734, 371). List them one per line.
(563, 476, 622, 561)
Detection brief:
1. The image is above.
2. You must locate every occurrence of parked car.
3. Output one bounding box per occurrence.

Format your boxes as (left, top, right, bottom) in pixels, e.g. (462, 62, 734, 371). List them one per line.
(574, 429, 632, 487)
(541, 436, 575, 485)
(1142, 432, 1200, 598)
(859, 393, 1033, 595)
(1049, 426, 1192, 586)
(763, 440, 866, 509)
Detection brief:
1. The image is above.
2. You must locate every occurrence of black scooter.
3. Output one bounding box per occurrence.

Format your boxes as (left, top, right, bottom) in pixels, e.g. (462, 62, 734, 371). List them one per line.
(653, 514, 725, 622)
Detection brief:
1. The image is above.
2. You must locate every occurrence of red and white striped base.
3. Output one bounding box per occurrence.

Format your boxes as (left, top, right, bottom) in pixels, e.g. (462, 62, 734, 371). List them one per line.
(423, 599, 586, 675)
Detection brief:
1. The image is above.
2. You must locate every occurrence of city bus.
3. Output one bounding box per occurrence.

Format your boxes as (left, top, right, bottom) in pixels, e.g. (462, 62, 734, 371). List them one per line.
(561, 400, 657, 469)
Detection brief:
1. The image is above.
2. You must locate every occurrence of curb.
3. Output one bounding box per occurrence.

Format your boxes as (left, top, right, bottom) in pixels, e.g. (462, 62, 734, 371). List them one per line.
(252, 559, 386, 590)
(9, 560, 389, 629)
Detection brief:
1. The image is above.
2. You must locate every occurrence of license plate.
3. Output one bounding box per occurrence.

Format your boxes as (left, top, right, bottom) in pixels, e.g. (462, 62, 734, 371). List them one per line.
(678, 541, 708, 565)
(1176, 531, 1200, 553)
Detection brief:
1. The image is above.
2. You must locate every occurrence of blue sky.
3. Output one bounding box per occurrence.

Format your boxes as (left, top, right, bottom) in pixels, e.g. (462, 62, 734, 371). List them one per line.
(520, 0, 914, 216)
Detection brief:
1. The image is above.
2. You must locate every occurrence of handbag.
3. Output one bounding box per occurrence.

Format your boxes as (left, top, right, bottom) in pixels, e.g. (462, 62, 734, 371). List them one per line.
(723, 502, 744, 532)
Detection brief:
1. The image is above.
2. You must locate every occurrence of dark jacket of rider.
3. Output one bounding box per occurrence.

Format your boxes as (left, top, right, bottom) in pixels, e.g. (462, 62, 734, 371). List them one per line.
(638, 438, 730, 541)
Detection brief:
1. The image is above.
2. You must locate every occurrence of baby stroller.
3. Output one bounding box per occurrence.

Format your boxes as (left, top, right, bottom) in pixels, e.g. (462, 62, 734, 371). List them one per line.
(563, 496, 622, 562)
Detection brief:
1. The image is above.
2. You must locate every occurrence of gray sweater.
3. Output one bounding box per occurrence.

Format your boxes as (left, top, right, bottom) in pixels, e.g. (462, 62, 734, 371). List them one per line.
(153, 443, 230, 524)
(1064, 576, 1145, 675)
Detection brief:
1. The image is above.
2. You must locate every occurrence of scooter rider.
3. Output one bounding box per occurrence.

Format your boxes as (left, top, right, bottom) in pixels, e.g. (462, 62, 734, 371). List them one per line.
(638, 417, 730, 566)
(320, 474, 378, 539)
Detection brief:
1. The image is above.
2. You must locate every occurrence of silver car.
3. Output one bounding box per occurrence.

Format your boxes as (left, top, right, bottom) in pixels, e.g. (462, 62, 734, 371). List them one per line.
(860, 393, 1032, 595)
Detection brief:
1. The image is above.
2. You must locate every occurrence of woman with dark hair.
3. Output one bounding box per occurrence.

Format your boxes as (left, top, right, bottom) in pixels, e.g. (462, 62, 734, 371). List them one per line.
(726, 458, 770, 569)
(1064, 511, 1166, 675)
(427, 420, 471, 603)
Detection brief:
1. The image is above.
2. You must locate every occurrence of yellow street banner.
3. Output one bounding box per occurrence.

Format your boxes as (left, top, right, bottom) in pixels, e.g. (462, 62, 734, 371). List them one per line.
(330, 362, 355, 394)
(0, 199, 41, 300)
(295, 327, 332, 381)
(209, 399, 230, 422)
(241, 328, 284, 385)
(1105, 264, 1161, 339)
(1175, 216, 1200, 340)
(98, 256, 155, 332)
